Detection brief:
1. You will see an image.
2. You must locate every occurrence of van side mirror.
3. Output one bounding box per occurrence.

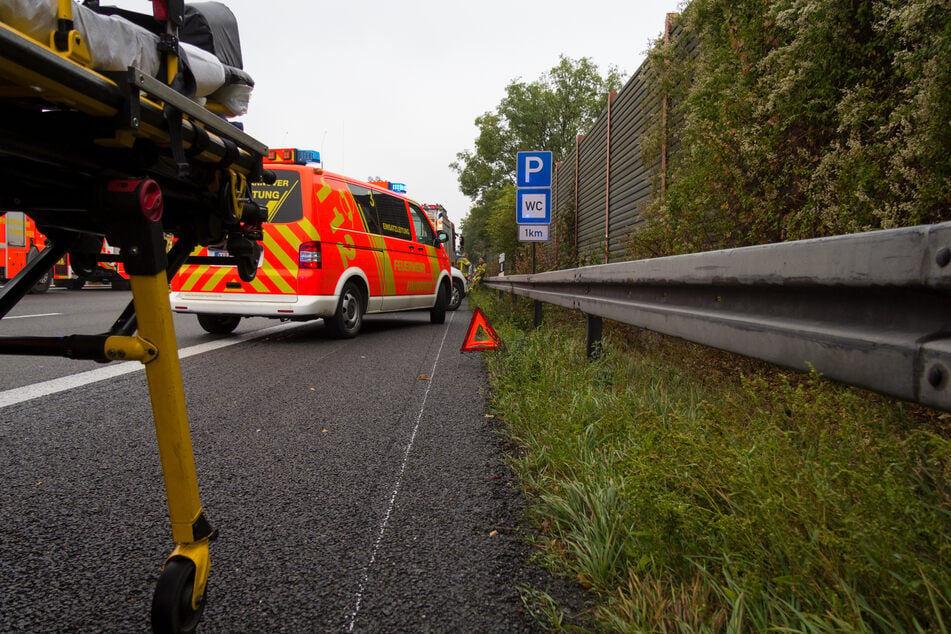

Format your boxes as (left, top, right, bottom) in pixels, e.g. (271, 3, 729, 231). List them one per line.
(435, 230, 449, 246)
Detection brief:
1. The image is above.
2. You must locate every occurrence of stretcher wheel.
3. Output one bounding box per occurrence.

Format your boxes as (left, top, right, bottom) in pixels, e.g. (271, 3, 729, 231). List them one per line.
(150, 556, 206, 634)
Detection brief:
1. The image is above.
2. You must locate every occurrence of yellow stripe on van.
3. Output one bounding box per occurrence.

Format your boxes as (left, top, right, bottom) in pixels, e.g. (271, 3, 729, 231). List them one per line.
(256, 256, 294, 295)
(179, 266, 203, 291)
(204, 266, 231, 292)
(248, 274, 270, 293)
(316, 182, 332, 203)
(271, 225, 303, 272)
(371, 235, 396, 296)
(177, 246, 206, 290)
(299, 217, 320, 241)
(430, 250, 441, 287)
(264, 268, 294, 294)
(337, 234, 357, 268)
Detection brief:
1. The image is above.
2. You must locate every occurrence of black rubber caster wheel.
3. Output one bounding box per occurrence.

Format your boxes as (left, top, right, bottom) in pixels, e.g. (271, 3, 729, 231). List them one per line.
(151, 556, 206, 634)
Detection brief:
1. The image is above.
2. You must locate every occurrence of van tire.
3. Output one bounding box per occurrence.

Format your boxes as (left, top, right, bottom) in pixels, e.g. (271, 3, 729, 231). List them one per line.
(26, 247, 51, 294)
(326, 281, 363, 338)
(447, 278, 464, 311)
(197, 314, 241, 334)
(29, 268, 51, 294)
(430, 281, 448, 324)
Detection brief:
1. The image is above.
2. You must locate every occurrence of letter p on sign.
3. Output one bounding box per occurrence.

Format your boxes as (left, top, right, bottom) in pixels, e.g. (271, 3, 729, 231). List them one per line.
(523, 156, 544, 184)
(516, 151, 552, 188)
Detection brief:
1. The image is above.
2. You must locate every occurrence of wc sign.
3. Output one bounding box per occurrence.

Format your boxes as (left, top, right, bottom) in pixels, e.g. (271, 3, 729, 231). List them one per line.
(516, 189, 550, 222)
(516, 151, 552, 239)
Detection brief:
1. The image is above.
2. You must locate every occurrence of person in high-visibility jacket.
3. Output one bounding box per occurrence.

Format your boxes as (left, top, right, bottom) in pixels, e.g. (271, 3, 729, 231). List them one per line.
(456, 253, 471, 280)
(470, 257, 487, 289)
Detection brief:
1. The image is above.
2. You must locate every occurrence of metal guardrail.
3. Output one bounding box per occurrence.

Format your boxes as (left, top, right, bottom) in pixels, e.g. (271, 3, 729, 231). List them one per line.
(484, 222, 951, 412)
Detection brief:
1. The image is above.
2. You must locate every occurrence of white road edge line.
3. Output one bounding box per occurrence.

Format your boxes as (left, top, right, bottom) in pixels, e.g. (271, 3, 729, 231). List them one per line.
(3, 312, 62, 320)
(347, 311, 455, 632)
(0, 321, 304, 409)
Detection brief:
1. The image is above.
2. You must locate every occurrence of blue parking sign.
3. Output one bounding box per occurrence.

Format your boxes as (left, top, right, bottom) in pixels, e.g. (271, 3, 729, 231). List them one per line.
(516, 151, 552, 188)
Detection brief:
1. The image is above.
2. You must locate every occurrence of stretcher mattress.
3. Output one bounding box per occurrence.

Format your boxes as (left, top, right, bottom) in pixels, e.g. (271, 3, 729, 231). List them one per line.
(0, 0, 252, 115)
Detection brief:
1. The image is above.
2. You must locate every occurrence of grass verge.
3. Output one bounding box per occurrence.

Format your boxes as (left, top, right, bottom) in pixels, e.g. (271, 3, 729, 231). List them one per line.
(470, 289, 951, 632)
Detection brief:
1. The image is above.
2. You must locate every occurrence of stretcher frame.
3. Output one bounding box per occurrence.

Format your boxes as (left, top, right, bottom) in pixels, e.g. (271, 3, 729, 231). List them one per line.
(0, 2, 269, 631)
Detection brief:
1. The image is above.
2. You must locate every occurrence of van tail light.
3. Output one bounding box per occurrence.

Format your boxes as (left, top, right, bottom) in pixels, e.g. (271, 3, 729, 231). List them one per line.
(299, 242, 322, 269)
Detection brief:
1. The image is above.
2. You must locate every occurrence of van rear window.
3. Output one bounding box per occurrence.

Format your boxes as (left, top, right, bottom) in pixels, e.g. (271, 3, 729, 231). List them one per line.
(251, 170, 303, 224)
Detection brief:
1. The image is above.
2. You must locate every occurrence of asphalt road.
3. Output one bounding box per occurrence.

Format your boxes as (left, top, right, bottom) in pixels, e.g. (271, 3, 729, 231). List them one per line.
(0, 289, 569, 631)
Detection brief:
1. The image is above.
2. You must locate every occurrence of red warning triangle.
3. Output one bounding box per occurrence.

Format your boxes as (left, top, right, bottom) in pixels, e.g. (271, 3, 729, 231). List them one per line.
(461, 307, 502, 352)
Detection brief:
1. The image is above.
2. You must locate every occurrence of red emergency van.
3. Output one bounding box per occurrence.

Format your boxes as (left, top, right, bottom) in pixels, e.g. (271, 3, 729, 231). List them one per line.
(0, 211, 51, 293)
(169, 148, 452, 337)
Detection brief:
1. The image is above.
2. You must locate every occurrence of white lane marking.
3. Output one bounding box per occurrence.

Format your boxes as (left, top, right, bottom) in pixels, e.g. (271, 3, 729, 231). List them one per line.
(0, 321, 304, 409)
(3, 312, 62, 320)
(347, 312, 455, 632)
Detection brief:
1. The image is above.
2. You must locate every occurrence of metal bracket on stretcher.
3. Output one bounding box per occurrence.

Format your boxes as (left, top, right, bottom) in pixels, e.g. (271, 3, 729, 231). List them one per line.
(0, 1, 272, 632)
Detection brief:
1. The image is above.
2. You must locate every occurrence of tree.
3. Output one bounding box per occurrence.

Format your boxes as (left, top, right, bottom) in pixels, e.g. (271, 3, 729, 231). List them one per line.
(452, 56, 623, 262)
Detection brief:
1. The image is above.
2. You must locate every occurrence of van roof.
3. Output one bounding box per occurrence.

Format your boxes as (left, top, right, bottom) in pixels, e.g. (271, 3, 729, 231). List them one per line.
(263, 162, 424, 206)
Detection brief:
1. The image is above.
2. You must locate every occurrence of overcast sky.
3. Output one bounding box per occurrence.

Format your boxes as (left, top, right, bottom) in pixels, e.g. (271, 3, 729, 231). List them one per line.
(109, 1, 684, 229)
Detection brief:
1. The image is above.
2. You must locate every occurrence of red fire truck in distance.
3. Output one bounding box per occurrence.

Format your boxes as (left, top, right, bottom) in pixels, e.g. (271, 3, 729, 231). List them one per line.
(1, 212, 130, 291)
(0, 211, 51, 293)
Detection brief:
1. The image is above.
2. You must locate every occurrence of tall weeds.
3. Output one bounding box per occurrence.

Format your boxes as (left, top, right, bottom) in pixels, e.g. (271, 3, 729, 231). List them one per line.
(477, 291, 951, 632)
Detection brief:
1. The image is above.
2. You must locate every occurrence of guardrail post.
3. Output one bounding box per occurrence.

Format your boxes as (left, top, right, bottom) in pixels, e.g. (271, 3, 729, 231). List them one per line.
(586, 315, 602, 360)
(533, 300, 542, 328)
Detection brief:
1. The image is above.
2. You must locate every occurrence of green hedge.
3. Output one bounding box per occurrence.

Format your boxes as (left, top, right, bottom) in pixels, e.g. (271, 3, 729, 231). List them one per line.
(632, 0, 951, 258)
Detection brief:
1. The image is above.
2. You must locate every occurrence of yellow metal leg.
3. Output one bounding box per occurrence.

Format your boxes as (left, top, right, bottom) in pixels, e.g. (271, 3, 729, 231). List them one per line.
(131, 271, 203, 542)
(129, 271, 212, 612)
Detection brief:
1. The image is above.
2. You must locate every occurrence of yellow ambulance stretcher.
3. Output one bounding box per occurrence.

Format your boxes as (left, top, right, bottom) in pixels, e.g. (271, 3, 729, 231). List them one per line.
(0, 1, 269, 631)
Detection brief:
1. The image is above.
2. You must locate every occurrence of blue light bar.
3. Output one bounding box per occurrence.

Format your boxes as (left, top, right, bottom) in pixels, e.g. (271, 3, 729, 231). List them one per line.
(296, 149, 321, 164)
(389, 182, 406, 193)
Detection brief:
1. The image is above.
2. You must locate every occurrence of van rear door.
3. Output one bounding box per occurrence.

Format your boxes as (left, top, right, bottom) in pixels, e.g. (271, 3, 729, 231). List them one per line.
(251, 169, 309, 296)
(173, 168, 307, 298)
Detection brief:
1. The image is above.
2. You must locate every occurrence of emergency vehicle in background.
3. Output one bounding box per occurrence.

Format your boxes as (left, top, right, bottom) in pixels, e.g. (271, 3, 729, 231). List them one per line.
(169, 148, 452, 337)
(0, 211, 51, 293)
(52, 238, 130, 290)
(1, 211, 131, 291)
(368, 178, 407, 194)
(421, 203, 456, 254)
(422, 203, 467, 311)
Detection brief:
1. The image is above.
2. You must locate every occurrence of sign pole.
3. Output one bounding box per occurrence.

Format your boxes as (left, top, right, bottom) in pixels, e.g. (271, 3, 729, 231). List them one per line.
(531, 243, 542, 328)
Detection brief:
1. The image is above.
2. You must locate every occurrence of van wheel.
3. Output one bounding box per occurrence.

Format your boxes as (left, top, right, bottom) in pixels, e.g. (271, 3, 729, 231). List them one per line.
(29, 268, 52, 294)
(447, 279, 464, 311)
(326, 281, 363, 338)
(430, 281, 448, 324)
(197, 314, 241, 334)
(26, 248, 51, 294)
